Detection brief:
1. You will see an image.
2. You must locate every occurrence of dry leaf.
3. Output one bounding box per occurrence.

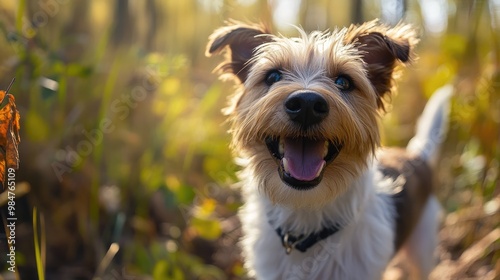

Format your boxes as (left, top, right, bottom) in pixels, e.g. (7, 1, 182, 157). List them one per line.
(0, 89, 21, 190)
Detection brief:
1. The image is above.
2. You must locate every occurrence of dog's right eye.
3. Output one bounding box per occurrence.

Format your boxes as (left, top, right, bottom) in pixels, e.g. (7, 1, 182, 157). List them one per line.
(265, 70, 282, 86)
(334, 75, 353, 91)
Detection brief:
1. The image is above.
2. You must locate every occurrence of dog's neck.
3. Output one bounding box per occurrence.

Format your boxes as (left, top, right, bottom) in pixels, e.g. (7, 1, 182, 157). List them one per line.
(260, 168, 375, 236)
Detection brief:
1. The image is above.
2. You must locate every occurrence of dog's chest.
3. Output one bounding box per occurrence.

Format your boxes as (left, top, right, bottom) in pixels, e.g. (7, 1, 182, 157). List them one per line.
(239, 179, 395, 280)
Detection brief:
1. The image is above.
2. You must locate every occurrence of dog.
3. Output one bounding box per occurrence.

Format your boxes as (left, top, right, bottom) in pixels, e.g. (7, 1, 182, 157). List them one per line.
(206, 20, 450, 279)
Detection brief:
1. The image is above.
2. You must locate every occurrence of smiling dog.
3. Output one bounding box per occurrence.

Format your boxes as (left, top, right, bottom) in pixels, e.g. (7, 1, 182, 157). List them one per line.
(206, 20, 450, 279)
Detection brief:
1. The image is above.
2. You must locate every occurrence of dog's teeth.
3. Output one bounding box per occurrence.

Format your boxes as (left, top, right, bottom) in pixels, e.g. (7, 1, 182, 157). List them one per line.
(279, 138, 284, 156)
(323, 141, 329, 158)
(282, 158, 289, 173)
(316, 161, 326, 178)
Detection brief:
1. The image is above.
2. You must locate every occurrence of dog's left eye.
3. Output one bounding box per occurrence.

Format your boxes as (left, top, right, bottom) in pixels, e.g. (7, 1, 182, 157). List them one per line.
(334, 75, 353, 91)
(265, 70, 283, 86)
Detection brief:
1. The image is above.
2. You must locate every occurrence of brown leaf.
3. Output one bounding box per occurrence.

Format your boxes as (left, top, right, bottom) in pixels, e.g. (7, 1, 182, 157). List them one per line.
(0, 89, 21, 191)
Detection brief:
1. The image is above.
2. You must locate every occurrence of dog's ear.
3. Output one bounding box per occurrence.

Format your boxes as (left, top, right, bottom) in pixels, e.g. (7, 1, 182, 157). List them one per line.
(344, 20, 418, 110)
(206, 21, 272, 83)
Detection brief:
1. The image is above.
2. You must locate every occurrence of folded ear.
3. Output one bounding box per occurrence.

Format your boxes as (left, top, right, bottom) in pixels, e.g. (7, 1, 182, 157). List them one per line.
(344, 20, 418, 110)
(206, 21, 272, 83)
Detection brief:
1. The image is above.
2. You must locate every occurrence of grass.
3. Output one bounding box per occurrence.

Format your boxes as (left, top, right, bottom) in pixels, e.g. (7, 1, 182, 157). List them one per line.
(0, 0, 498, 279)
(32, 207, 45, 280)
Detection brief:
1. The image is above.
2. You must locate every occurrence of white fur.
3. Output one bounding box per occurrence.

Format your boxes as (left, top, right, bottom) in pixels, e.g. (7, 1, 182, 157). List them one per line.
(407, 84, 453, 165)
(239, 165, 396, 280)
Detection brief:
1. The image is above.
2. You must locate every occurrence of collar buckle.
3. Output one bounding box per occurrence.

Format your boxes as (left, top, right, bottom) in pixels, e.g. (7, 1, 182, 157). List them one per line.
(282, 232, 304, 254)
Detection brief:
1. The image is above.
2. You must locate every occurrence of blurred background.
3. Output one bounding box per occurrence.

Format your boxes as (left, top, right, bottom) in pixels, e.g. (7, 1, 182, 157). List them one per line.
(0, 0, 498, 279)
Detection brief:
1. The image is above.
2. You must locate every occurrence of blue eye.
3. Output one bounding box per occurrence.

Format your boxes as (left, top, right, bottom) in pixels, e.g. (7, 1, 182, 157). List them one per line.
(334, 75, 353, 91)
(265, 70, 282, 86)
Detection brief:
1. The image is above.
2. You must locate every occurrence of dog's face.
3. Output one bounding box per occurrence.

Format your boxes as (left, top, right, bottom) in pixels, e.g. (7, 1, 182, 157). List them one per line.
(207, 20, 417, 209)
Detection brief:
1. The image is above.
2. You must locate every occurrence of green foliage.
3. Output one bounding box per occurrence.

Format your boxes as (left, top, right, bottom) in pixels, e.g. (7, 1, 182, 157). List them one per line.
(0, 0, 498, 279)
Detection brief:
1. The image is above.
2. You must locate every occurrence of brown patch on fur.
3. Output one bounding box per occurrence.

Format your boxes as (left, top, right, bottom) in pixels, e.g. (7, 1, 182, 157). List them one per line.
(206, 21, 272, 83)
(344, 20, 418, 110)
(377, 148, 433, 250)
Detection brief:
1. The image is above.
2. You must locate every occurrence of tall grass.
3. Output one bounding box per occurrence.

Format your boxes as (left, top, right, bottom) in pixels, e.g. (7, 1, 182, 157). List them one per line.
(32, 207, 45, 280)
(0, 0, 497, 279)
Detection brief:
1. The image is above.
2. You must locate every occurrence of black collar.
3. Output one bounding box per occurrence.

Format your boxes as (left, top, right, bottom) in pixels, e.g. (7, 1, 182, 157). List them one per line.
(275, 223, 342, 254)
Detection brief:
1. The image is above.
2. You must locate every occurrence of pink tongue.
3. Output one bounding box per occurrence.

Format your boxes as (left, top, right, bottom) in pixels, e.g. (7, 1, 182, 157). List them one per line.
(284, 138, 325, 181)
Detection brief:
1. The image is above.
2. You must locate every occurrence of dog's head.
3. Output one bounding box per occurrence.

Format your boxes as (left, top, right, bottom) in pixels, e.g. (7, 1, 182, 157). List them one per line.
(207, 20, 417, 208)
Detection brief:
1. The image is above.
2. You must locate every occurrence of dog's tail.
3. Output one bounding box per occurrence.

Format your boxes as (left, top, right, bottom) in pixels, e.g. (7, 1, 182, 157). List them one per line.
(406, 85, 453, 166)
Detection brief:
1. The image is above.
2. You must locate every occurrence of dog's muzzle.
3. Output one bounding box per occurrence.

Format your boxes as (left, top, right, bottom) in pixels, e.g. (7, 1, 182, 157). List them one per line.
(265, 91, 342, 190)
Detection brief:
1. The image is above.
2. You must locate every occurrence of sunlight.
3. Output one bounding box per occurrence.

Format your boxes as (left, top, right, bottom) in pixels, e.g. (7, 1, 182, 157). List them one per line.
(419, 0, 448, 34)
(270, 0, 302, 31)
(491, 0, 500, 28)
(381, 0, 405, 25)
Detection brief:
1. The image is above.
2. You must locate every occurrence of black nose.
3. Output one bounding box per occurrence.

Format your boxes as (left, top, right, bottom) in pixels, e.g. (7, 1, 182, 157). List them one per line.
(284, 92, 329, 128)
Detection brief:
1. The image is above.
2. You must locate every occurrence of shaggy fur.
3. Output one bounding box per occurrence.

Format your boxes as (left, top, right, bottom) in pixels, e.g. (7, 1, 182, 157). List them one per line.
(206, 20, 449, 279)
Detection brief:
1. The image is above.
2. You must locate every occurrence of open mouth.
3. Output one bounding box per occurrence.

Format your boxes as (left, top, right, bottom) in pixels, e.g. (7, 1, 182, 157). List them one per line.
(265, 136, 342, 190)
